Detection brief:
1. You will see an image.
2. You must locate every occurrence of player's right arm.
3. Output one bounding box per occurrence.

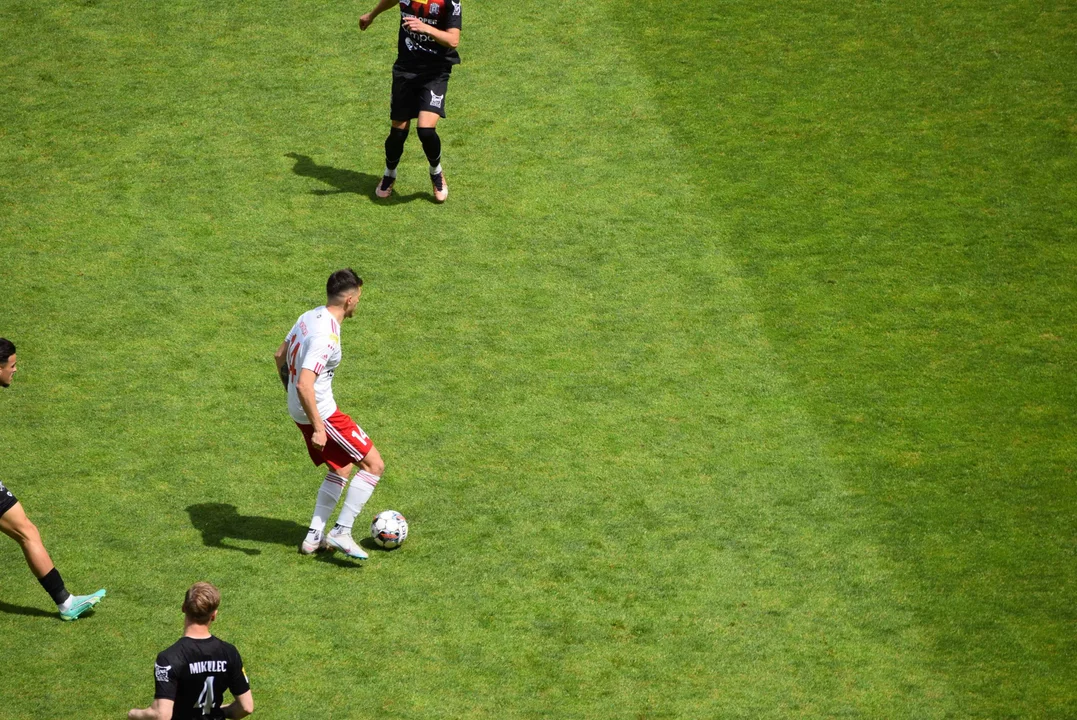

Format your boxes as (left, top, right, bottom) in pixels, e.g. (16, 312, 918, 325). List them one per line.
(219, 637, 255, 718)
(360, 0, 399, 30)
(218, 691, 254, 718)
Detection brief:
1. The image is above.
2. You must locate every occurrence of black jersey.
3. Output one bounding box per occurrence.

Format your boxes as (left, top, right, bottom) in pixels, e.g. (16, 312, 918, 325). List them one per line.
(154, 636, 250, 720)
(396, 0, 461, 71)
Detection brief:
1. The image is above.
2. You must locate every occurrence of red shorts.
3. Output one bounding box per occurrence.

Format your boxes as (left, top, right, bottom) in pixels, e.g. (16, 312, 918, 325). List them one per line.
(296, 410, 373, 471)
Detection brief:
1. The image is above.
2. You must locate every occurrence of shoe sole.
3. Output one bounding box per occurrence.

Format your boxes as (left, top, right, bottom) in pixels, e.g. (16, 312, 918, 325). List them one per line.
(326, 536, 368, 560)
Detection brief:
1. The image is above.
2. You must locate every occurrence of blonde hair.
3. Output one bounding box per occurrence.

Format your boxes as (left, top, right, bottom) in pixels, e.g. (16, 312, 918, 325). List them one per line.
(182, 582, 221, 623)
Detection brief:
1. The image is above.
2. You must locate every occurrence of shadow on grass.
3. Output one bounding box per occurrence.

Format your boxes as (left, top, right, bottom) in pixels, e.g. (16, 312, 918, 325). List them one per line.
(285, 153, 426, 204)
(185, 503, 361, 568)
(0, 600, 56, 619)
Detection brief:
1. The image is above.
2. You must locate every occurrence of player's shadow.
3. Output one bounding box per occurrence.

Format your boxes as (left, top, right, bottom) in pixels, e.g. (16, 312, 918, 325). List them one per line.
(185, 503, 359, 568)
(285, 153, 425, 203)
(0, 599, 58, 619)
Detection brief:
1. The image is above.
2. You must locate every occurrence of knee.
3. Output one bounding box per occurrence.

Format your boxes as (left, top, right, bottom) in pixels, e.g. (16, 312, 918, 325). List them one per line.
(362, 456, 385, 477)
(416, 127, 438, 142)
(10, 517, 41, 547)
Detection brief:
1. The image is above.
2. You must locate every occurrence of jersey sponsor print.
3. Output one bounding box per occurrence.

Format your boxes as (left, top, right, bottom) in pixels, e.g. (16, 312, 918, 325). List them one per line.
(396, 0, 461, 70)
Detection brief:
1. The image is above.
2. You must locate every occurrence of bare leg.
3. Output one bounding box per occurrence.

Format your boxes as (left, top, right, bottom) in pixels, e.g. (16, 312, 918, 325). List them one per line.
(0, 502, 55, 578)
(416, 111, 439, 130)
(358, 445, 385, 476)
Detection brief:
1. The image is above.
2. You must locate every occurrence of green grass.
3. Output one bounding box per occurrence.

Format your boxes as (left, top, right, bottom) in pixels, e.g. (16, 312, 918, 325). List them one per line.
(1, 0, 1074, 717)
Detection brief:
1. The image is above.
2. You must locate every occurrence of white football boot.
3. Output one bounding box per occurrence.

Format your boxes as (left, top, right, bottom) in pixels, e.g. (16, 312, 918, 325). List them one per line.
(326, 526, 368, 560)
(299, 528, 328, 555)
(431, 170, 448, 203)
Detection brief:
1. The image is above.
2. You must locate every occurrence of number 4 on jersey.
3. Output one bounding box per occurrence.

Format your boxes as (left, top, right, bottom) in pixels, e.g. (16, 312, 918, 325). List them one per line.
(196, 676, 215, 716)
(287, 336, 301, 383)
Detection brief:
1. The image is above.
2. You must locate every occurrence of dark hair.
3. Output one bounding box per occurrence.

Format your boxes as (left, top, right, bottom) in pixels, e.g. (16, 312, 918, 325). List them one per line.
(182, 582, 221, 623)
(326, 268, 363, 301)
(0, 338, 14, 366)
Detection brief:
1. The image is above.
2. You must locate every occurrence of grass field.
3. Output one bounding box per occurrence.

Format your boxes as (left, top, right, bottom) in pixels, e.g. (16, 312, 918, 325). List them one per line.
(1, 0, 1075, 717)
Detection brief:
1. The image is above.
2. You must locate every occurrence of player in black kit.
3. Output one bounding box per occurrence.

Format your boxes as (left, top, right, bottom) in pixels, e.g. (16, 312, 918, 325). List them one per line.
(360, 0, 462, 203)
(0, 337, 106, 621)
(129, 582, 254, 720)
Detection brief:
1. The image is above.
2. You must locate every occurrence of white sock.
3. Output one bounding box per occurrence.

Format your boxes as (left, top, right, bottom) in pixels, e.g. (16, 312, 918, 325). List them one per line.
(335, 471, 380, 529)
(429, 163, 442, 176)
(310, 472, 348, 534)
(58, 596, 74, 611)
(384, 166, 397, 178)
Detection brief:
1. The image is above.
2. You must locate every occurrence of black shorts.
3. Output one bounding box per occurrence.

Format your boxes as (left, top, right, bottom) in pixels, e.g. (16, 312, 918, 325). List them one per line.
(0, 481, 17, 518)
(390, 65, 451, 121)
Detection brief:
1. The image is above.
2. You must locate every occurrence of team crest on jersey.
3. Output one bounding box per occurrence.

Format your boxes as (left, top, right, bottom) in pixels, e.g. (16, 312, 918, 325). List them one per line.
(451, 0, 460, 15)
(155, 664, 172, 682)
(430, 92, 444, 108)
(429, 2, 439, 15)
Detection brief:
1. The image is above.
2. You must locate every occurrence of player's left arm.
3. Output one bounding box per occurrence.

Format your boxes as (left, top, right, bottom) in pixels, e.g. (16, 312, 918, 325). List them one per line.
(402, 19, 459, 48)
(127, 699, 174, 720)
(274, 340, 290, 389)
(402, 2, 460, 48)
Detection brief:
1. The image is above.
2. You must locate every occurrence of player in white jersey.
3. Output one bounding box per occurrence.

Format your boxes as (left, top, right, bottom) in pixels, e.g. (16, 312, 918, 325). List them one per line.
(273, 269, 385, 561)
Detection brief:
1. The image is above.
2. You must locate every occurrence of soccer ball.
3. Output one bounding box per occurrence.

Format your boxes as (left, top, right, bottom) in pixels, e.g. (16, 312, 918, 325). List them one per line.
(370, 510, 409, 549)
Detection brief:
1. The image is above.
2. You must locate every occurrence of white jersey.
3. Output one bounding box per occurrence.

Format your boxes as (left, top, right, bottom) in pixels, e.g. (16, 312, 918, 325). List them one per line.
(284, 306, 343, 424)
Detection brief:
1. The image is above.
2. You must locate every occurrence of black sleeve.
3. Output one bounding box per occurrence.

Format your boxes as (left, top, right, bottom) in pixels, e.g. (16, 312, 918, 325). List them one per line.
(228, 646, 251, 697)
(153, 651, 179, 701)
(445, 0, 461, 30)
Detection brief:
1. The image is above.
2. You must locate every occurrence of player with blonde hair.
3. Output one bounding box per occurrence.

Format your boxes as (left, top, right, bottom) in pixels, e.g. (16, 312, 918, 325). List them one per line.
(128, 582, 254, 720)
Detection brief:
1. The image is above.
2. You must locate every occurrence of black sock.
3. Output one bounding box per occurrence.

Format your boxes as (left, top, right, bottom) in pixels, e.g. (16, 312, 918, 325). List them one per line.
(416, 127, 442, 169)
(385, 127, 409, 171)
(39, 568, 70, 606)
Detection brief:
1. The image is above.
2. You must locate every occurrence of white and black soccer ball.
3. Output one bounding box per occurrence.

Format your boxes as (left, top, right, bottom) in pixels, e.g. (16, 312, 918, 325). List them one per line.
(370, 510, 409, 549)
